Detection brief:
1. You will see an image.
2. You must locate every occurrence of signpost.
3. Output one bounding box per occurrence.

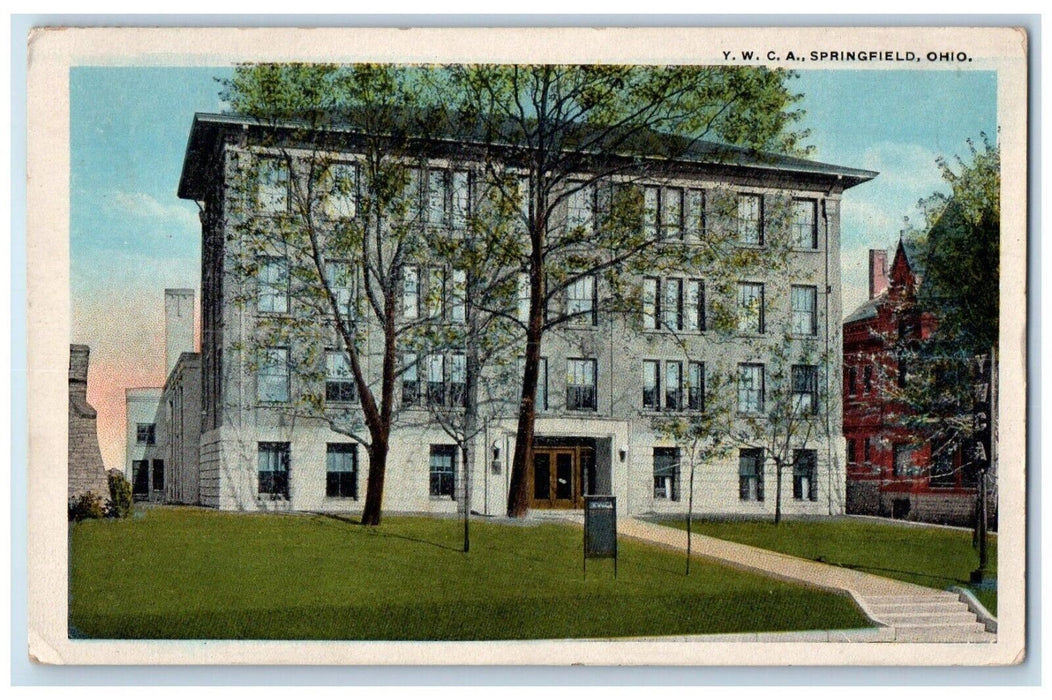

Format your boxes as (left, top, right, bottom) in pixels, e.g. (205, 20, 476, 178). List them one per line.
(583, 495, 617, 579)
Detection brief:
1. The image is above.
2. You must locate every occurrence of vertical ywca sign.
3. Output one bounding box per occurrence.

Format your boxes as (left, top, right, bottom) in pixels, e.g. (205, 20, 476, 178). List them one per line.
(583, 495, 617, 578)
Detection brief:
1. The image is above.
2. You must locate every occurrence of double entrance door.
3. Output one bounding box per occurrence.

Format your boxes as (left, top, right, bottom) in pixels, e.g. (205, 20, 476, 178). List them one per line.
(530, 444, 594, 510)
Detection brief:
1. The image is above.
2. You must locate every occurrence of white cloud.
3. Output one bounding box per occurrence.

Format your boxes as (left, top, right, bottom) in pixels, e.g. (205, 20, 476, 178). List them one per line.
(110, 190, 199, 229)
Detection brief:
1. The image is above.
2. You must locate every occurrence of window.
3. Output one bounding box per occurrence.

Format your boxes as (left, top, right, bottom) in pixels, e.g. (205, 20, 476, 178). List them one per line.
(429, 445, 456, 499)
(567, 182, 594, 232)
(258, 442, 290, 499)
(897, 355, 908, 388)
(257, 158, 288, 214)
(518, 356, 549, 411)
(516, 176, 530, 230)
(791, 199, 818, 249)
(426, 267, 445, 318)
(322, 162, 357, 219)
(257, 347, 290, 402)
(847, 438, 858, 465)
(567, 358, 597, 411)
(567, 275, 597, 326)
(257, 256, 289, 313)
(426, 354, 446, 406)
(792, 365, 818, 415)
(863, 365, 873, 394)
(929, 442, 956, 487)
(325, 260, 355, 318)
(643, 186, 660, 237)
(663, 188, 683, 238)
(517, 273, 530, 324)
(665, 361, 682, 411)
(894, 444, 915, 477)
(402, 266, 419, 319)
(427, 169, 448, 228)
(653, 447, 680, 500)
(151, 459, 164, 492)
(325, 350, 357, 403)
(685, 279, 705, 332)
(663, 278, 683, 331)
(793, 449, 818, 501)
(326, 444, 358, 498)
(642, 360, 660, 410)
(450, 269, 467, 323)
(451, 170, 470, 229)
(737, 282, 764, 334)
(402, 353, 419, 406)
(737, 363, 764, 414)
(737, 193, 763, 245)
(449, 352, 466, 407)
(791, 285, 818, 336)
(847, 366, 858, 396)
(132, 460, 149, 496)
(686, 189, 705, 239)
(136, 423, 156, 445)
(642, 277, 660, 330)
(739, 449, 765, 501)
(687, 362, 705, 411)
(863, 437, 872, 464)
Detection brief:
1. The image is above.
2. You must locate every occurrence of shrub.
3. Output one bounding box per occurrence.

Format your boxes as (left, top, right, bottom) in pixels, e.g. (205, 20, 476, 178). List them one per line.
(68, 492, 105, 522)
(106, 470, 134, 519)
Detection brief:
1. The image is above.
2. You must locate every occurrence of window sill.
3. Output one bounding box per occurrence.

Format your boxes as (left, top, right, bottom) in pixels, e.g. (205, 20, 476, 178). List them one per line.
(324, 496, 359, 501)
(429, 497, 458, 502)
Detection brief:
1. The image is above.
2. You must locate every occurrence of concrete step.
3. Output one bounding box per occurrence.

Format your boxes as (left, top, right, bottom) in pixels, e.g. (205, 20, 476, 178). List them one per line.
(874, 611, 979, 626)
(862, 593, 963, 602)
(891, 627, 996, 643)
(889, 620, 987, 633)
(867, 600, 965, 613)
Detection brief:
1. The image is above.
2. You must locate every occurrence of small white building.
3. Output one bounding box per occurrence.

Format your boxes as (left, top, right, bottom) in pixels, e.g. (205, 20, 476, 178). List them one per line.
(124, 288, 198, 501)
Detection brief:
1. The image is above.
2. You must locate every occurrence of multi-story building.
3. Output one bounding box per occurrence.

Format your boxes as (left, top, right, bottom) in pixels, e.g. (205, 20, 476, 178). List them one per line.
(177, 112, 875, 517)
(843, 241, 988, 526)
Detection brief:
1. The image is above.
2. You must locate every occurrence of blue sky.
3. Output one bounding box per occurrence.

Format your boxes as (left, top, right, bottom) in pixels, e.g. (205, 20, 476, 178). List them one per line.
(69, 66, 997, 468)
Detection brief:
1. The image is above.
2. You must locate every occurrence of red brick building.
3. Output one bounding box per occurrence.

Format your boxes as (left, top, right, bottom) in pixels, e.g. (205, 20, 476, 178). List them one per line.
(843, 240, 983, 526)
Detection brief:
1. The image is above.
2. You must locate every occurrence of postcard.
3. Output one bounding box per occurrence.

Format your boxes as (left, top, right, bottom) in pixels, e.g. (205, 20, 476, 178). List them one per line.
(26, 25, 1027, 666)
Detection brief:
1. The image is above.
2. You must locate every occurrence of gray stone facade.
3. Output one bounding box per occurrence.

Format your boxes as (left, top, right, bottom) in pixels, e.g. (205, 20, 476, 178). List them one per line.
(178, 112, 875, 517)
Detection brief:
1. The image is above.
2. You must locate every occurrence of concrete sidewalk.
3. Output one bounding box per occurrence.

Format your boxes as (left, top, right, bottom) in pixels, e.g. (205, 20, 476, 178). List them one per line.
(617, 518, 995, 643)
(535, 512, 995, 643)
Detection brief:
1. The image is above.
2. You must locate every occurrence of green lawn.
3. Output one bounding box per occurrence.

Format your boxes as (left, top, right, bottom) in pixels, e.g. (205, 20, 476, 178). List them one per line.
(654, 517, 997, 614)
(69, 507, 870, 640)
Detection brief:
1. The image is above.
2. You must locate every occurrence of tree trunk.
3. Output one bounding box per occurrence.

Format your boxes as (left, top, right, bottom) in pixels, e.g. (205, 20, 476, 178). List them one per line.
(686, 459, 696, 575)
(361, 437, 389, 526)
(461, 441, 471, 552)
(774, 459, 783, 526)
(507, 219, 546, 518)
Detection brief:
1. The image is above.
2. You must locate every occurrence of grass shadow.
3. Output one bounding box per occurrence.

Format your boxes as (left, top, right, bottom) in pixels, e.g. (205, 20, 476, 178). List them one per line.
(312, 512, 462, 553)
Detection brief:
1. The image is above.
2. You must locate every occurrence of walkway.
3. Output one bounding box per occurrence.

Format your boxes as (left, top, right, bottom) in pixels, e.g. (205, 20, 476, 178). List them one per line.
(536, 512, 995, 643)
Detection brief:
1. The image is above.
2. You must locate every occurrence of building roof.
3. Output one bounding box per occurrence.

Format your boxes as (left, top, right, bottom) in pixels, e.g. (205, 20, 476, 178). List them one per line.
(899, 238, 927, 281)
(844, 294, 883, 325)
(178, 111, 878, 200)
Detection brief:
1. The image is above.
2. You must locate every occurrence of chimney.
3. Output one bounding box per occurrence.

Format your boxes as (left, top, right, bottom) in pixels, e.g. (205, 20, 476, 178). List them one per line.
(69, 344, 90, 388)
(164, 289, 195, 377)
(869, 249, 889, 299)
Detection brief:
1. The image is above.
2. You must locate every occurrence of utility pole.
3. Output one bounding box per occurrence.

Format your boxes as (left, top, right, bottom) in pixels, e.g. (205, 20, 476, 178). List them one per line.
(970, 352, 993, 586)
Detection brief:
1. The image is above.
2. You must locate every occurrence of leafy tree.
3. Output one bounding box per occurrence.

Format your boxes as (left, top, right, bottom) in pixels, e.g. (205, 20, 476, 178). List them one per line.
(445, 64, 810, 516)
(222, 64, 448, 526)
